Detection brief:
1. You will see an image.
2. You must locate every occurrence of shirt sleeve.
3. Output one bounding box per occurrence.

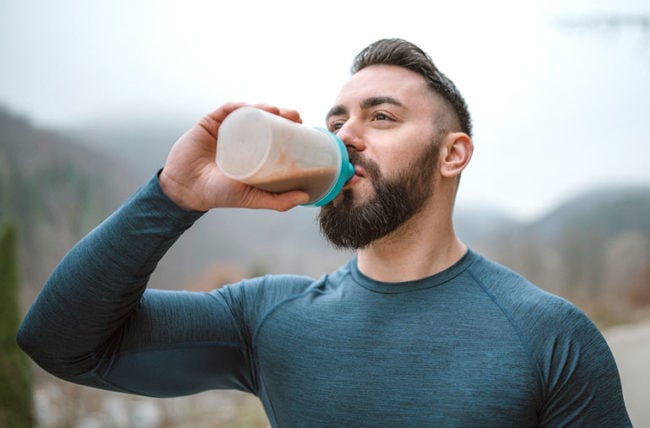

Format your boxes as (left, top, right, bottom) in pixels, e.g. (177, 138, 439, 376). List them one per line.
(535, 302, 632, 427)
(17, 173, 257, 397)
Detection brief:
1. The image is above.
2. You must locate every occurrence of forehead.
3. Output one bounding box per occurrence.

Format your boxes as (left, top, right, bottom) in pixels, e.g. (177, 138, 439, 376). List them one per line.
(334, 64, 435, 112)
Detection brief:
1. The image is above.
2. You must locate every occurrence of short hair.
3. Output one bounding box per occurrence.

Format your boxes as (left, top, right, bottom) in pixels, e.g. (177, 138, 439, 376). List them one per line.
(351, 38, 472, 137)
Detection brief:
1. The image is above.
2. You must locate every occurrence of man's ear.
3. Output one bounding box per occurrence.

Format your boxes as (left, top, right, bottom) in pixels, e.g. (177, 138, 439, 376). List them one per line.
(439, 132, 473, 178)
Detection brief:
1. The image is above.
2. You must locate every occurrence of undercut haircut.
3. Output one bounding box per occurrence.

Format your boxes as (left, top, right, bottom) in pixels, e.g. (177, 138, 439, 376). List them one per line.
(351, 38, 473, 137)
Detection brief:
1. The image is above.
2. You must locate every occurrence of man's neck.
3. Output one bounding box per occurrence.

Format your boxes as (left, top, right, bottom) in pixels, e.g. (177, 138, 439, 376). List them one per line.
(355, 203, 466, 283)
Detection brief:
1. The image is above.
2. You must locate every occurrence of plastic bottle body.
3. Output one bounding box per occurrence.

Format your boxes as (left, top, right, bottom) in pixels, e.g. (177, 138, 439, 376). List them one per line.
(216, 107, 353, 206)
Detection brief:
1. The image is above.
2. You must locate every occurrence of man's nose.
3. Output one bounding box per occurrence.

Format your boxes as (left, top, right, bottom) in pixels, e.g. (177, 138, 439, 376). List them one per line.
(336, 120, 366, 153)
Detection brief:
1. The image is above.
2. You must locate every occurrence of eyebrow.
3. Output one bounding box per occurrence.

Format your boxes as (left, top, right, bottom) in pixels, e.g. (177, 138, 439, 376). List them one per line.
(361, 96, 403, 110)
(326, 96, 404, 121)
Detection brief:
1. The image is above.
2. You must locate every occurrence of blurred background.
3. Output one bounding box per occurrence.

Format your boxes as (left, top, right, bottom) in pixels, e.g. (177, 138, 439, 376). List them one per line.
(1, 0, 648, 426)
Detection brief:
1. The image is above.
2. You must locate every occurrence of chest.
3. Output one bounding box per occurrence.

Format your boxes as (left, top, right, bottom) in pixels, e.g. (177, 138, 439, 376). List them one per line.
(253, 289, 541, 426)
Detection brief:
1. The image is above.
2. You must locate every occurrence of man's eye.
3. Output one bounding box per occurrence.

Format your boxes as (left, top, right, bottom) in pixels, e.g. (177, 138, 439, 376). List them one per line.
(373, 112, 392, 121)
(329, 121, 344, 132)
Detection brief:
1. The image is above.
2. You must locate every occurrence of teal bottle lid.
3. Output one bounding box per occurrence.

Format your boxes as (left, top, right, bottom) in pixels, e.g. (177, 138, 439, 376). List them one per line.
(306, 128, 354, 207)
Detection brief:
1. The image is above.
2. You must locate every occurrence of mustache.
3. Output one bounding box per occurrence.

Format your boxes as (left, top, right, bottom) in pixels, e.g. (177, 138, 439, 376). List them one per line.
(347, 150, 365, 167)
(347, 150, 380, 179)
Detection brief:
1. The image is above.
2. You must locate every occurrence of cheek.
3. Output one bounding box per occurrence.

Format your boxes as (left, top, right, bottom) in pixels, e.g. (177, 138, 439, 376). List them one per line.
(366, 123, 437, 177)
(388, 123, 433, 152)
(380, 144, 428, 178)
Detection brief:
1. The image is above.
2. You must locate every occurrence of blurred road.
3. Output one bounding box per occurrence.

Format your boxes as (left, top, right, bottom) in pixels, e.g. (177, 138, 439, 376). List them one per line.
(605, 319, 650, 428)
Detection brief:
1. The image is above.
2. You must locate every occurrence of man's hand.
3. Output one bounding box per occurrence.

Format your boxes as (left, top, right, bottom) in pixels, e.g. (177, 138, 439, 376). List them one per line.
(159, 102, 310, 212)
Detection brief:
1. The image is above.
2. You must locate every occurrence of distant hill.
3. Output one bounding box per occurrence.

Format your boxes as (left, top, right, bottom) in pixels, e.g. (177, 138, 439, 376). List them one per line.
(0, 107, 141, 300)
(67, 112, 198, 182)
(3, 107, 649, 322)
(518, 186, 650, 301)
(468, 186, 650, 312)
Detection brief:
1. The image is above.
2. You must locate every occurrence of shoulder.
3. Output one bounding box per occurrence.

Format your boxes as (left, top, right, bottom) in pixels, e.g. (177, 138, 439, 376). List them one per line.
(466, 251, 580, 325)
(212, 260, 353, 325)
(465, 251, 610, 372)
(216, 274, 318, 312)
(467, 252, 629, 424)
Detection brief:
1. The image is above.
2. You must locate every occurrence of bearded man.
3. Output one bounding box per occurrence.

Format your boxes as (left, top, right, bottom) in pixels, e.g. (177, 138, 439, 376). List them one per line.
(18, 39, 631, 427)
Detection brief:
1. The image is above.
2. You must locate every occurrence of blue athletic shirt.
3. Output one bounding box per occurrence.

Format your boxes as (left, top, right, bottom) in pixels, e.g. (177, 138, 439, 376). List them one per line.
(17, 174, 631, 427)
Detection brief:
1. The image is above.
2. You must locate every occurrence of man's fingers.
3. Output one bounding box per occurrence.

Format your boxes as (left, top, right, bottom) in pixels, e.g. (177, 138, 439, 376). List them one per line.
(253, 103, 302, 124)
(243, 189, 310, 212)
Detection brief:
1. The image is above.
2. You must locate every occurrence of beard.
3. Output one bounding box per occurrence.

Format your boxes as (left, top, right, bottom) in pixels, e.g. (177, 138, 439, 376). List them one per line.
(319, 136, 441, 250)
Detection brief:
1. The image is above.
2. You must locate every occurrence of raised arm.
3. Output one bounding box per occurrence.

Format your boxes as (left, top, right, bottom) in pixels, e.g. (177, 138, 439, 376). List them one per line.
(17, 103, 309, 396)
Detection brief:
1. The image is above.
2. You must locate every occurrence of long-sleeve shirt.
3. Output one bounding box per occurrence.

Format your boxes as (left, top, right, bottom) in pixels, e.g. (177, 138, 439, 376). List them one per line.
(18, 174, 632, 427)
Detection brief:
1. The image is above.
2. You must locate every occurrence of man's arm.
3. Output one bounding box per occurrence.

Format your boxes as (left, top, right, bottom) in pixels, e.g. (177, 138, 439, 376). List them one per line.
(17, 102, 310, 396)
(15, 174, 253, 395)
(536, 304, 632, 427)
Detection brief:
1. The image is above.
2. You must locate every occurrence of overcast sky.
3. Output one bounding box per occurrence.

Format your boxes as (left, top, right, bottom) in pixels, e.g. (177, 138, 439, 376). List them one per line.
(1, 0, 649, 220)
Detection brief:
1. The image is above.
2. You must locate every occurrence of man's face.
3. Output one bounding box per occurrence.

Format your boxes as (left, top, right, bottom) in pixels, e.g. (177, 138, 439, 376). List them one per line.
(319, 65, 445, 249)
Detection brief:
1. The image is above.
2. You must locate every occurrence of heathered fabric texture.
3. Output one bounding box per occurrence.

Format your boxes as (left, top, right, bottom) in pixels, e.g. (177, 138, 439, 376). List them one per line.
(18, 175, 631, 427)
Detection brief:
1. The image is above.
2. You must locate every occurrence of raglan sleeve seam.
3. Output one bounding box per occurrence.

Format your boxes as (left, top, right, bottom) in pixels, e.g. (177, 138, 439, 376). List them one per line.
(466, 268, 547, 400)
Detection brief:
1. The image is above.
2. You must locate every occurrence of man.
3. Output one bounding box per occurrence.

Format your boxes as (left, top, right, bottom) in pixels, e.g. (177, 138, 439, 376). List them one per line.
(18, 39, 630, 426)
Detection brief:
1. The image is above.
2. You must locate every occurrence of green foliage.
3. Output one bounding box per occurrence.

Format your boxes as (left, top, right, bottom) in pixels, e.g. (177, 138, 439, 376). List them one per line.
(0, 222, 34, 428)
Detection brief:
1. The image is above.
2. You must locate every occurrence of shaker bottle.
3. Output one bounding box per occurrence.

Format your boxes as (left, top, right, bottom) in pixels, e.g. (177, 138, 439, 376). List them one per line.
(216, 106, 354, 206)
